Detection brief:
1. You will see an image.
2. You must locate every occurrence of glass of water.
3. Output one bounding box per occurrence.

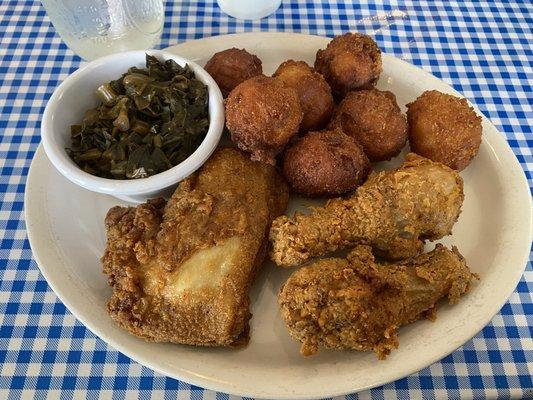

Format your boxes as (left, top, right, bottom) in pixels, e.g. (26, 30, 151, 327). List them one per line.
(41, 0, 164, 61)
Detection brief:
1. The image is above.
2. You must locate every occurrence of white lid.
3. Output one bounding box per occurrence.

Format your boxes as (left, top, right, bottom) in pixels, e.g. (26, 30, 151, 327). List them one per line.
(217, 0, 282, 20)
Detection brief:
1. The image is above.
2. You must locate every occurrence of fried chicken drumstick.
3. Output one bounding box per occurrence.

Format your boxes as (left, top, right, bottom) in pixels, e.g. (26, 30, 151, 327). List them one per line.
(270, 153, 464, 267)
(279, 244, 477, 358)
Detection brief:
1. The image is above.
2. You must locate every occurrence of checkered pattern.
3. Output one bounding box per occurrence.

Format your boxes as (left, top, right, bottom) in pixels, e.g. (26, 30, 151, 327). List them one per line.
(1, 0, 531, 398)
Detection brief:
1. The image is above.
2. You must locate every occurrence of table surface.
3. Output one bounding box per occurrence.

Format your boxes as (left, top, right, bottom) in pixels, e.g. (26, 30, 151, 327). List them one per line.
(1, 0, 532, 399)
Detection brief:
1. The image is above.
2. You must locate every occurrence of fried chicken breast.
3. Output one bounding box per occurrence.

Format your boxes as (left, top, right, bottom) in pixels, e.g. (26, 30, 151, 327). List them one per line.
(279, 244, 477, 358)
(270, 153, 464, 267)
(102, 148, 289, 346)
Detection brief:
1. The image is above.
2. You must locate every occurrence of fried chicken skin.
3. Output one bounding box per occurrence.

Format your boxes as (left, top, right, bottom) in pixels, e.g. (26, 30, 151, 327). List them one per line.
(282, 129, 370, 197)
(225, 75, 303, 165)
(279, 244, 477, 358)
(102, 148, 288, 347)
(270, 153, 464, 267)
(273, 60, 334, 133)
(314, 33, 382, 98)
(407, 90, 482, 171)
(330, 89, 408, 161)
(204, 48, 262, 97)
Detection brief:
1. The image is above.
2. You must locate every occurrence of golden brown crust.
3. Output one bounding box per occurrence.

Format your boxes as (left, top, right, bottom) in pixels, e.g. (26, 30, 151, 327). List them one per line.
(406, 90, 482, 171)
(273, 60, 334, 133)
(330, 89, 408, 161)
(279, 244, 477, 358)
(314, 33, 382, 98)
(204, 48, 263, 97)
(282, 129, 370, 197)
(102, 148, 289, 346)
(270, 153, 464, 267)
(225, 75, 303, 164)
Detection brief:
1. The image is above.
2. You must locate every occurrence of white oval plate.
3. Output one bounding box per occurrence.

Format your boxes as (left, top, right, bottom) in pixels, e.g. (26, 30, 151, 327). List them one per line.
(25, 33, 532, 399)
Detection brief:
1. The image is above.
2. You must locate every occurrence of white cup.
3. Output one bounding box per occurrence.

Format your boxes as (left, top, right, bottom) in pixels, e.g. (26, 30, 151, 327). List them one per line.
(41, 50, 225, 204)
(217, 0, 282, 20)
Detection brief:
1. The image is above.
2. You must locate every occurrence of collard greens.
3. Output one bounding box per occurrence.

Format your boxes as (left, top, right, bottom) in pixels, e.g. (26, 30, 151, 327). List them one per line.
(67, 54, 209, 179)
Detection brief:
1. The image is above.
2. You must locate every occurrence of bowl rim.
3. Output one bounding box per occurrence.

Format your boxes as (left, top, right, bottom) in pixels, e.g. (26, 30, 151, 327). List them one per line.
(41, 49, 225, 195)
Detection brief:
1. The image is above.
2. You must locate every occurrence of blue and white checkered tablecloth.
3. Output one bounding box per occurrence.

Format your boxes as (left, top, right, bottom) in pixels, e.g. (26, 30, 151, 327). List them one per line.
(0, 0, 531, 398)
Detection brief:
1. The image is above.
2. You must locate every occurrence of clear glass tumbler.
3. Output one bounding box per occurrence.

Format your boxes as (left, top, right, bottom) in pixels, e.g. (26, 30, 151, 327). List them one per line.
(41, 0, 164, 60)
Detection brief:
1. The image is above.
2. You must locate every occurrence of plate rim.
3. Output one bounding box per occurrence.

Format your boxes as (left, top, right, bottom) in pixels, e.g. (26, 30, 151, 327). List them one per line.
(25, 32, 533, 399)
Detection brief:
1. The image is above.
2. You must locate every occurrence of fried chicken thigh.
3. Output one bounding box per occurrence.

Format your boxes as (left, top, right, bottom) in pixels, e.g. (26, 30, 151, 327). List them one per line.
(102, 148, 288, 346)
(279, 244, 477, 358)
(270, 153, 464, 267)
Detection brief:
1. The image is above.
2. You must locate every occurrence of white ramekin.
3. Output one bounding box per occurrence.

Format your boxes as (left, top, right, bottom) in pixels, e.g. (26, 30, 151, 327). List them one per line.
(41, 50, 224, 203)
